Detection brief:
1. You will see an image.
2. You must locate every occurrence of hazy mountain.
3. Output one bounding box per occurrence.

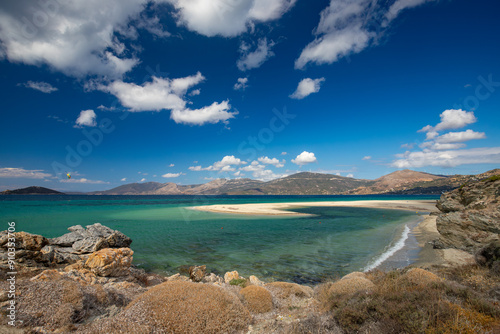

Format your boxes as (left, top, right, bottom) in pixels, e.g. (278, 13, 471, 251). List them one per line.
(1, 186, 64, 195)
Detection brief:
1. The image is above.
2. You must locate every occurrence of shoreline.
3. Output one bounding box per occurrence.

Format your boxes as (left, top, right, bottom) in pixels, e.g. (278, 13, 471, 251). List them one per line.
(192, 200, 452, 270)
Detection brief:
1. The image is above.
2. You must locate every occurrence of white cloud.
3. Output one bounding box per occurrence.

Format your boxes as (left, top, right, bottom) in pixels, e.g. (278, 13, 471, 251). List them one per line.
(392, 147, 500, 168)
(292, 151, 317, 166)
(436, 130, 486, 144)
(140, 178, 146, 182)
(290, 78, 325, 99)
(105, 73, 236, 125)
(170, 100, 237, 125)
(162, 173, 182, 178)
(0, 167, 52, 179)
(240, 161, 286, 181)
(105, 73, 204, 112)
(21, 81, 58, 93)
(189, 155, 247, 172)
(419, 109, 477, 134)
(165, 0, 296, 37)
(258, 156, 284, 168)
(295, 0, 435, 69)
(169, 164, 175, 167)
(237, 38, 275, 71)
(281, 152, 287, 155)
(189, 89, 201, 96)
(347, 173, 354, 178)
(121, 178, 127, 182)
(362, 156, 371, 160)
(60, 178, 109, 184)
(234, 77, 249, 91)
(0, 0, 146, 78)
(385, 0, 434, 23)
(75, 110, 97, 128)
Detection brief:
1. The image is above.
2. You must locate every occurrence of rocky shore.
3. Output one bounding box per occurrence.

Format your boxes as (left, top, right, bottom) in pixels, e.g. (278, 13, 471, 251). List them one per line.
(0, 176, 499, 333)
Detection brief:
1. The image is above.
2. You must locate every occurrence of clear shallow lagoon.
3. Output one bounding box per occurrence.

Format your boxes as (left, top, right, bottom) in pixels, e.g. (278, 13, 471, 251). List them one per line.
(0, 195, 438, 284)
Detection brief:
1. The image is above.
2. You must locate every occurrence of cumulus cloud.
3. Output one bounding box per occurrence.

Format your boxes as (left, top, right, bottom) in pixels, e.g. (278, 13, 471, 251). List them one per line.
(419, 109, 477, 134)
(0, 0, 147, 78)
(0, 167, 52, 179)
(392, 109, 496, 168)
(290, 78, 325, 99)
(240, 160, 286, 181)
(75, 110, 97, 128)
(346, 173, 354, 178)
(281, 152, 287, 155)
(169, 164, 175, 167)
(189, 155, 247, 172)
(258, 156, 284, 167)
(121, 178, 127, 181)
(234, 77, 249, 91)
(237, 38, 275, 71)
(292, 151, 317, 166)
(165, 0, 296, 37)
(436, 130, 486, 144)
(104, 72, 236, 125)
(362, 156, 371, 160)
(162, 173, 182, 178)
(140, 178, 147, 182)
(170, 100, 237, 125)
(392, 147, 500, 168)
(295, 0, 435, 69)
(20, 81, 58, 93)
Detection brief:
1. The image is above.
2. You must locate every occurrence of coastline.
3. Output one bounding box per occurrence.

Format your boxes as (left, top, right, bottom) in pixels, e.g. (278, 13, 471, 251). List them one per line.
(192, 199, 452, 270)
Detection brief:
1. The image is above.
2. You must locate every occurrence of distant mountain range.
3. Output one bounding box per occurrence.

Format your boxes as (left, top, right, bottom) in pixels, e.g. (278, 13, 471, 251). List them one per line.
(3, 169, 498, 196)
(89, 169, 500, 196)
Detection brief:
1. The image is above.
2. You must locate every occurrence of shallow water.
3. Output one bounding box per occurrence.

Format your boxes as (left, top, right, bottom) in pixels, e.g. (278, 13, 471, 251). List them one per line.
(0, 195, 436, 284)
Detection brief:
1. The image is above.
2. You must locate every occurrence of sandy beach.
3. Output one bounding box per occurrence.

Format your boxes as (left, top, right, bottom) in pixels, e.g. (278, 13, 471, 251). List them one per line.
(191, 199, 439, 216)
(192, 199, 474, 269)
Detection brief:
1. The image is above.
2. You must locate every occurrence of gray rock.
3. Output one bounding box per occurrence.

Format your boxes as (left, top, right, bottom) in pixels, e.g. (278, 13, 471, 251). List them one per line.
(106, 231, 132, 248)
(72, 237, 109, 254)
(49, 231, 84, 247)
(86, 223, 114, 238)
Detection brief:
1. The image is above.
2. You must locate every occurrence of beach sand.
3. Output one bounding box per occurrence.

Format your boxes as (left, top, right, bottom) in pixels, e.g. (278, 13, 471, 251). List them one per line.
(192, 200, 474, 269)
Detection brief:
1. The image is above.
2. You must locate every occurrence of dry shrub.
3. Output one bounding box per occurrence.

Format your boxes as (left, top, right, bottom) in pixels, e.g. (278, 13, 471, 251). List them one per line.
(14, 278, 85, 330)
(340, 272, 366, 281)
(76, 317, 152, 334)
(328, 277, 375, 295)
(122, 281, 250, 333)
(404, 268, 441, 285)
(240, 285, 273, 313)
(322, 269, 500, 334)
(265, 282, 313, 299)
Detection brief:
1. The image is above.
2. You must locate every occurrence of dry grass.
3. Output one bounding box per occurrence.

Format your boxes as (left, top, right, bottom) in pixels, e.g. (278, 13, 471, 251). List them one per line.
(265, 282, 313, 299)
(240, 285, 273, 313)
(319, 267, 500, 333)
(328, 276, 375, 295)
(121, 280, 250, 333)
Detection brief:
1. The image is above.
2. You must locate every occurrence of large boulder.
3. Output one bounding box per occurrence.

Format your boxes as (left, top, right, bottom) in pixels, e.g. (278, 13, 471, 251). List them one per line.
(85, 248, 133, 277)
(0, 231, 48, 251)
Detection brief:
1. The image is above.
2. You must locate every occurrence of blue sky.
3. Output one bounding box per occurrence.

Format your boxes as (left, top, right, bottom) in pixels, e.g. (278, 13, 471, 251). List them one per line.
(1, 0, 500, 192)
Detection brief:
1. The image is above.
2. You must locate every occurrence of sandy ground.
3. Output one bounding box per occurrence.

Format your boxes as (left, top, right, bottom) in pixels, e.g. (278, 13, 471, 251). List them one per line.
(192, 200, 474, 268)
(191, 200, 438, 216)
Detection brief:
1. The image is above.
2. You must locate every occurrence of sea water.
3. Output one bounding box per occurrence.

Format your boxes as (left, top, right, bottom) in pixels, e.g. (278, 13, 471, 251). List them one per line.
(0, 195, 437, 284)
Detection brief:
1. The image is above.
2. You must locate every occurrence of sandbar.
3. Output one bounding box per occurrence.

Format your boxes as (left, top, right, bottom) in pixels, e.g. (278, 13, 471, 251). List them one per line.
(191, 200, 438, 216)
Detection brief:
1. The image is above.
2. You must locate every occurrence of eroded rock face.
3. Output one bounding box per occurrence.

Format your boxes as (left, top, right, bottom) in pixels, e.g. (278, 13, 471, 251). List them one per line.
(85, 248, 134, 277)
(436, 177, 500, 252)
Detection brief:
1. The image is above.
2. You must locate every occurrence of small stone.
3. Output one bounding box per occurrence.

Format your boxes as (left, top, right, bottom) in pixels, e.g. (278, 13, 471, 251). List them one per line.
(224, 270, 239, 284)
(189, 265, 207, 282)
(30, 269, 63, 281)
(249, 275, 264, 286)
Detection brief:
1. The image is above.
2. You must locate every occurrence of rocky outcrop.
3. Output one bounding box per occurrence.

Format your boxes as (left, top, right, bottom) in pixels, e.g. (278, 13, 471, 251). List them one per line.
(0, 223, 133, 270)
(85, 248, 134, 277)
(435, 175, 500, 252)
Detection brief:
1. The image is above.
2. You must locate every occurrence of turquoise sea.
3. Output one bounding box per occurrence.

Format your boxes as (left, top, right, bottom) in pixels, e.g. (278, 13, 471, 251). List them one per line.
(0, 195, 438, 284)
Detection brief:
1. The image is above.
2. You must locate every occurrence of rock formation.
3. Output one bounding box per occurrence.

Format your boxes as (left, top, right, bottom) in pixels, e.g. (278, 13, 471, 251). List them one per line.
(435, 175, 500, 252)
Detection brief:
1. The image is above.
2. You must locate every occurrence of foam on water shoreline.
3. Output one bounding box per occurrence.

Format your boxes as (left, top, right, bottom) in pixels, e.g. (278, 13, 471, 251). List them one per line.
(363, 215, 423, 272)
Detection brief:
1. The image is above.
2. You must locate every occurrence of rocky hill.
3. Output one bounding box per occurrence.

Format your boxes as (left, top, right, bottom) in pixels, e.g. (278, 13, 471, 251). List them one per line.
(434, 173, 500, 253)
(0, 186, 64, 195)
(90, 169, 500, 196)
